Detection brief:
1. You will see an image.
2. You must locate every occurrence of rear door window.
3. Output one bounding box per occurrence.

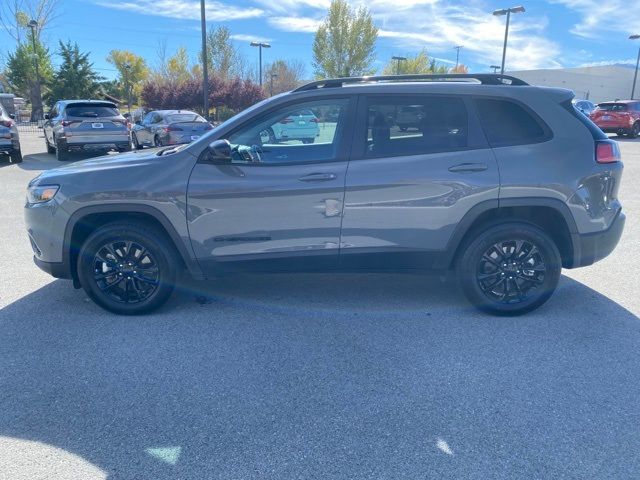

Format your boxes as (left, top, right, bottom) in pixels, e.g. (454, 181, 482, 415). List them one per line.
(475, 98, 548, 147)
(596, 103, 628, 112)
(363, 95, 469, 158)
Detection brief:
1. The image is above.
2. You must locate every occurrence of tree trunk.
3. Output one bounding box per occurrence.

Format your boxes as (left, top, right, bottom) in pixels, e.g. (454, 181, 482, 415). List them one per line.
(29, 81, 43, 122)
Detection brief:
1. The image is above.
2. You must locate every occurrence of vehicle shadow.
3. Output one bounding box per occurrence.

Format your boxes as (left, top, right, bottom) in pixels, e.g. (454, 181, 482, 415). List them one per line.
(17, 152, 61, 171)
(1, 274, 640, 479)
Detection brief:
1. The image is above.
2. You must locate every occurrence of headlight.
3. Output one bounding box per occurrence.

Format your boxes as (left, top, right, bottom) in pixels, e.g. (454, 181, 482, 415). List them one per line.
(27, 185, 59, 204)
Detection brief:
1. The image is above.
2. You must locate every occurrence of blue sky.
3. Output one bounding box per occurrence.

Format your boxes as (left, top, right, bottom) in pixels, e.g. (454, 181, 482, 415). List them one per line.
(2, 0, 640, 80)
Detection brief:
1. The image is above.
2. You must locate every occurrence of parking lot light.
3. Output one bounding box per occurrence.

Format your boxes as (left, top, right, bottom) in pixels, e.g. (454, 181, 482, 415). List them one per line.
(391, 56, 407, 75)
(630, 35, 640, 100)
(492, 6, 525, 75)
(250, 42, 271, 87)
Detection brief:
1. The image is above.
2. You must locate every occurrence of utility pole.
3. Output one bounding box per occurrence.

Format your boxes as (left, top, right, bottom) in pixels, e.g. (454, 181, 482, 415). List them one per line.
(490, 65, 501, 73)
(630, 35, 640, 100)
(454, 46, 463, 69)
(391, 56, 407, 75)
(200, 0, 209, 119)
(27, 20, 43, 121)
(124, 63, 132, 117)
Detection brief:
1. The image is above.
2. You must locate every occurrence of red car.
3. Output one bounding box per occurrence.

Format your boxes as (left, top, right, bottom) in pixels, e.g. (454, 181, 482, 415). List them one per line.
(590, 100, 640, 138)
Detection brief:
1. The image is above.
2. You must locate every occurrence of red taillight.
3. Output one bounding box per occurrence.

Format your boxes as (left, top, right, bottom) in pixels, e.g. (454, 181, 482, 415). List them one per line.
(0, 119, 14, 128)
(165, 125, 183, 132)
(596, 140, 621, 164)
(279, 117, 294, 124)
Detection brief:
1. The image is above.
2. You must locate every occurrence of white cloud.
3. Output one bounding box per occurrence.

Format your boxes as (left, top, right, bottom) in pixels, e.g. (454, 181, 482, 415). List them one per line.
(548, 0, 640, 38)
(230, 34, 272, 43)
(267, 16, 322, 33)
(91, 0, 263, 21)
(579, 59, 637, 67)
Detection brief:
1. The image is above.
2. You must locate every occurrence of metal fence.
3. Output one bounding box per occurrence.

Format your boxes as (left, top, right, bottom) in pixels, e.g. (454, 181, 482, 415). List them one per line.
(16, 122, 43, 134)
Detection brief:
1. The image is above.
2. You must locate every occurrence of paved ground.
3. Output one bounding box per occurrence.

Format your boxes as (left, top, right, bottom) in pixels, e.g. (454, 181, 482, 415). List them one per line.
(1, 130, 640, 479)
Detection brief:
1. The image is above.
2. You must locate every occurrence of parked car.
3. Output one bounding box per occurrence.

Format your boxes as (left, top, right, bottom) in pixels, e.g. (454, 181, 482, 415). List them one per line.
(131, 110, 212, 148)
(0, 103, 22, 164)
(590, 100, 640, 138)
(395, 105, 425, 131)
(25, 74, 625, 316)
(260, 108, 320, 144)
(43, 100, 131, 161)
(572, 99, 595, 116)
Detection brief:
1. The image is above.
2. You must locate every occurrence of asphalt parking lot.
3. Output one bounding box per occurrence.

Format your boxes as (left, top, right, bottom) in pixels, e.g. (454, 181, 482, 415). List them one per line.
(1, 130, 640, 479)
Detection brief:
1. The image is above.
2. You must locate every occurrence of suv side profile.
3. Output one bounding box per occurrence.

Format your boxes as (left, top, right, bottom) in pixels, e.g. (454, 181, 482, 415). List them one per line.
(25, 74, 625, 316)
(43, 100, 131, 161)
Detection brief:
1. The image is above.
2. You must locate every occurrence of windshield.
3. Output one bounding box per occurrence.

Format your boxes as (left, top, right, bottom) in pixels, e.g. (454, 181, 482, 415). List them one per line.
(596, 103, 628, 112)
(65, 104, 120, 117)
(167, 113, 205, 123)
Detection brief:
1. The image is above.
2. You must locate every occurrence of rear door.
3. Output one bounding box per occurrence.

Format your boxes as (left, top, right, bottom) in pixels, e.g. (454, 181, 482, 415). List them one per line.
(186, 96, 355, 273)
(340, 94, 500, 269)
(62, 103, 128, 144)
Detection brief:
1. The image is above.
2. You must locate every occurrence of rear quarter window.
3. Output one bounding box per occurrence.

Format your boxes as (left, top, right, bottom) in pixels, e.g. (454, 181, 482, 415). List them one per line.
(475, 98, 549, 147)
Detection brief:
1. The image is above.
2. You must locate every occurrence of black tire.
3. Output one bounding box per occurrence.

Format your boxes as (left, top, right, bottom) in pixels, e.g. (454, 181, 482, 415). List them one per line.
(45, 136, 55, 154)
(119, 143, 133, 153)
(457, 222, 561, 316)
(153, 135, 162, 147)
(132, 132, 142, 150)
(77, 222, 178, 315)
(9, 149, 23, 163)
(55, 138, 70, 161)
(301, 138, 315, 144)
(399, 126, 408, 132)
(629, 122, 640, 139)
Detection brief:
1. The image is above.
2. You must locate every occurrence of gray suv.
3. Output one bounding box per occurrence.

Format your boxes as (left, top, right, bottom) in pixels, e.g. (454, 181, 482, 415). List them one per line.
(25, 74, 625, 316)
(0, 103, 22, 163)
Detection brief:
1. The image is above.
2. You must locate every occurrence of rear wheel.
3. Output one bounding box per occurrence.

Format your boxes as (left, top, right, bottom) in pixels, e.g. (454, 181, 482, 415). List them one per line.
(55, 138, 69, 161)
(9, 149, 23, 163)
(77, 222, 178, 315)
(153, 135, 162, 147)
(629, 122, 640, 139)
(302, 138, 315, 144)
(457, 222, 561, 316)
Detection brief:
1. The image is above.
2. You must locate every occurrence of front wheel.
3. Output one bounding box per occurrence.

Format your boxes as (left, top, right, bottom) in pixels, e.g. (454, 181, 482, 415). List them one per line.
(457, 222, 561, 316)
(77, 222, 178, 315)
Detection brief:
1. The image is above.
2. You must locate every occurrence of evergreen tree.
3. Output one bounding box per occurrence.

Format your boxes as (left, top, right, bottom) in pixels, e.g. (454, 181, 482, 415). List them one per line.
(48, 41, 103, 102)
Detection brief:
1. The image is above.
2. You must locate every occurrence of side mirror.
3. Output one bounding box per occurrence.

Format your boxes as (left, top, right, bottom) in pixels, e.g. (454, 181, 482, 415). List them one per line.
(9, 113, 15, 119)
(208, 139, 232, 162)
(44, 113, 50, 120)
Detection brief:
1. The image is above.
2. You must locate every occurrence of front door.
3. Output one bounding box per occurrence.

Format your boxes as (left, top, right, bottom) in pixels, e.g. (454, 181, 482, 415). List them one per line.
(186, 97, 354, 273)
(340, 93, 500, 270)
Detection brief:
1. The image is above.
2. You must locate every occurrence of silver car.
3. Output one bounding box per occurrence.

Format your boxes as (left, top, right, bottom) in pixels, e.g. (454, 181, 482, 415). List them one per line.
(25, 74, 625, 316)
(43, 100, 131, 161)
(0, 103, 22, 164)
(131, 110, 212, 148)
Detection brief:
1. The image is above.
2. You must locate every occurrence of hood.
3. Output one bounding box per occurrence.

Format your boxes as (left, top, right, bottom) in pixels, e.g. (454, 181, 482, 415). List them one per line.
(33, 147, 192, 185)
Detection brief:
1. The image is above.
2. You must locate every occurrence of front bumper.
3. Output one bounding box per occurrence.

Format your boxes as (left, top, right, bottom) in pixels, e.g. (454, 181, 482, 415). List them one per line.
(33, 256, 71, 279)
(572, 210, 625, 267)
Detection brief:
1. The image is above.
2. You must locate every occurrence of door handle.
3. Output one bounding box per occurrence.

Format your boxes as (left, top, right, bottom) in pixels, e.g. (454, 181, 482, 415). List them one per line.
(448, 163, 488, 173)
(298, 173, 337, 182)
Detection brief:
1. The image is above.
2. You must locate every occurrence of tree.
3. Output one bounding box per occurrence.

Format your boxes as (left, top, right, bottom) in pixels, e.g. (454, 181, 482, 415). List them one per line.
(450, 64, 469, 74)
(4, 39, 53, 119)
(382, 50, 449, 75)
(312, 0, 377, 78)
(263, 59, 306, 95)
(106, 50, 149, 104)
(0, 0, 59, 44)
(48, 41, 102, 103)
(206, 26, 246, 79)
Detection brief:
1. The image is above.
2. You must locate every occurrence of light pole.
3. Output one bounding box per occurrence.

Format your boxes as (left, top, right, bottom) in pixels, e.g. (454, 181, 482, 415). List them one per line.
(27, 19, 43, 121)
(454, 46, 463, 69)
(391, 56, 407, 75)
(270, 73, 278, 96)
(200, 0, 209, 119)
(490, 65, 501, 73)
(123, 63, 132, 117)
(250, 42, 271, 86)
(493, 6, 525, 75)
(630, 34, 640, 100)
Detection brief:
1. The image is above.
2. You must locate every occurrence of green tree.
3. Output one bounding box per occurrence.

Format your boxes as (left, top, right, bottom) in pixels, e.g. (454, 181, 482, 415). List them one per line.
(48, 41, 102, 103)
(312, 0, 378, 78)
(106, 49, 149, 104)
(382, 50, 449, 75)
(263, 59, 306, 95)
(167, 46, 192, 83)
(0, 0, 59, 44)
(4, 39, 53, 119)
(205, 26, 245, 79)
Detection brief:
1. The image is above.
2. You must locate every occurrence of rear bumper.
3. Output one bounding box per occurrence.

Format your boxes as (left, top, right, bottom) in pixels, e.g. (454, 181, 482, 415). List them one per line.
(572, 210, 625, 267)
(599, 126, 632, 133)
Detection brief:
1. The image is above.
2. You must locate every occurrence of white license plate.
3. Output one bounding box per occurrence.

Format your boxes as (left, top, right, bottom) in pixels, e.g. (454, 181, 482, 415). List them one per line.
(298, 121, 305, 125)
(190, 135, 199, 141)
(91, 123, 104, 129)
(602, 115, 612, 121)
